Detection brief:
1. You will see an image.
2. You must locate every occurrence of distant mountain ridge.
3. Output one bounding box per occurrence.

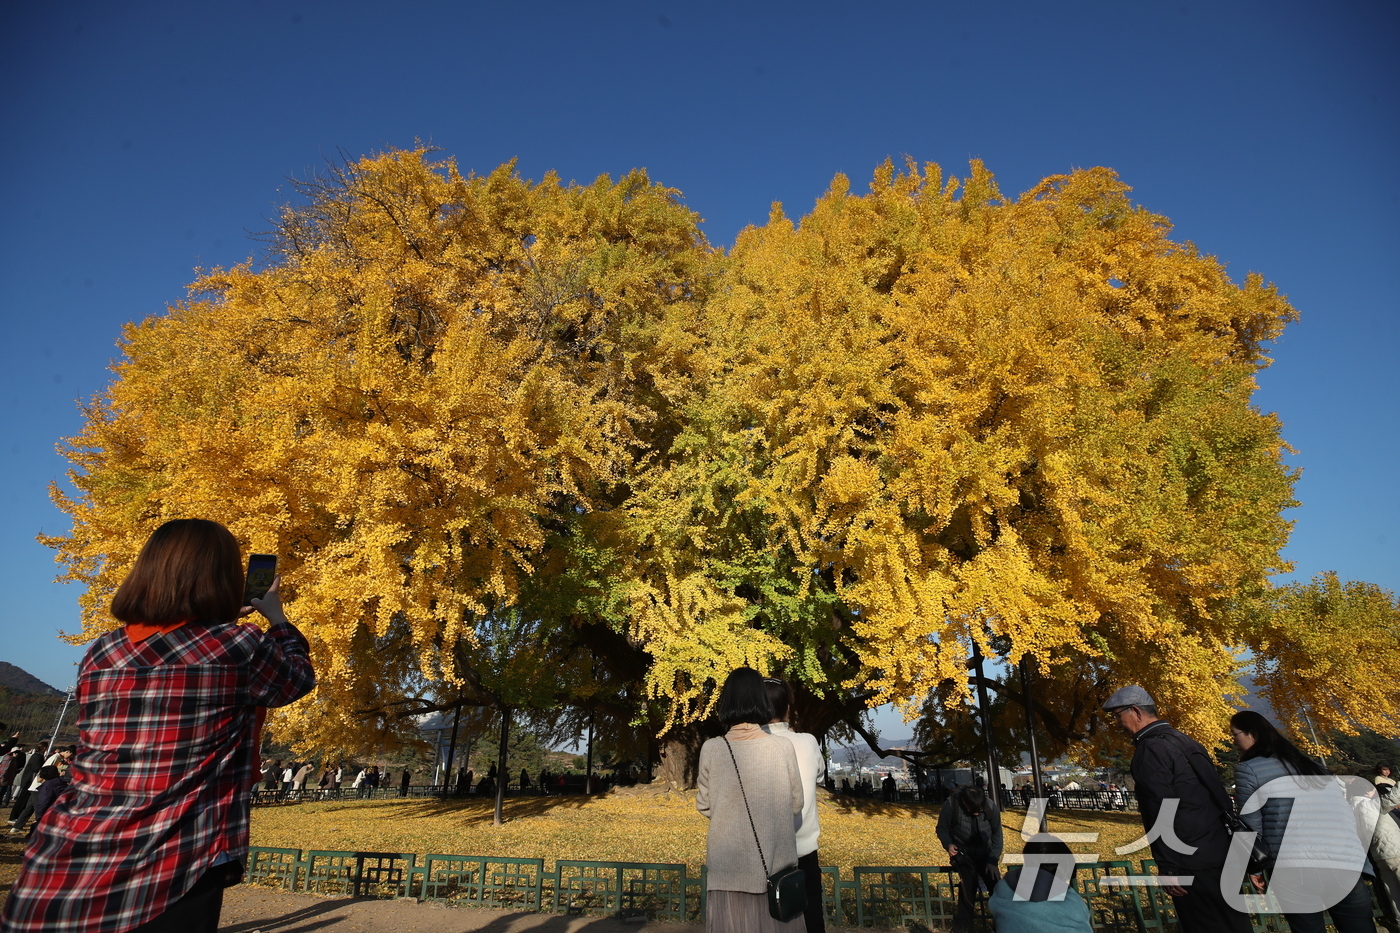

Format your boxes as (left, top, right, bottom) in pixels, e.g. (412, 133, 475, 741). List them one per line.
(0, 662, 64, 697)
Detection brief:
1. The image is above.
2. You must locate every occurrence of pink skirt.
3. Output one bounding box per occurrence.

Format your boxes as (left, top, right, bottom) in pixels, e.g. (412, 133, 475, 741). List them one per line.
(706, 889, 806, 933)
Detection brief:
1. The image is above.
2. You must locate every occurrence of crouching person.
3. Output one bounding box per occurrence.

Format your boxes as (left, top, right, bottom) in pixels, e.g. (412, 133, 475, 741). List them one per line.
(988, 836, 1093, 933)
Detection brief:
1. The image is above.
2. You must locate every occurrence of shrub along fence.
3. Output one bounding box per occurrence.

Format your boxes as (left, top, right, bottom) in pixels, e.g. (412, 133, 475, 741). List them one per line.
(244, 846, 1379, 932)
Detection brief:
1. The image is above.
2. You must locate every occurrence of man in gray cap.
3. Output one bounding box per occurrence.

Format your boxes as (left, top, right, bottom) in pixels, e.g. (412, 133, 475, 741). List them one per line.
(1104, 686, 1251, 933)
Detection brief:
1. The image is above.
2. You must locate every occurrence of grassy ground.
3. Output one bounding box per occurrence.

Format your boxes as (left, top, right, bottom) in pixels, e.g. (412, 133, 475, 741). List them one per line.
(0, 791, 1148, 907)
(247, 789, 1148, 873)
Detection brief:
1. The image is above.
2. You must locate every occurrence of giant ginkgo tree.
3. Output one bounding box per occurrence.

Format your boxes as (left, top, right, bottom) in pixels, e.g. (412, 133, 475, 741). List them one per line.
(44, 148, 1400, 764)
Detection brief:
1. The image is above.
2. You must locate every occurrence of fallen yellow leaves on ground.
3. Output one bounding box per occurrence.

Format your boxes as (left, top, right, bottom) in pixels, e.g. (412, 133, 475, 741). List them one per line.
(249, 791, 1150, 873)
(0, 795, 1149, 910)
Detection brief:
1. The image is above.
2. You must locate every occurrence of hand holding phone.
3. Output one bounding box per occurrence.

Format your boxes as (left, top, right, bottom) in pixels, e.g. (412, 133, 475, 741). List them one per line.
(244, 574, 289, 626)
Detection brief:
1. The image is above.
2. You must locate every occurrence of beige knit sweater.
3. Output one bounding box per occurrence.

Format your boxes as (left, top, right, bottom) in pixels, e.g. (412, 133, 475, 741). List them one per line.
(696, 724, 804, 893)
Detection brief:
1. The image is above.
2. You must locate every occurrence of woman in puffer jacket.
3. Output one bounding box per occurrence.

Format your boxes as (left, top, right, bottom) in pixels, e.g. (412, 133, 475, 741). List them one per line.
(1352, 781, 1400, 933)
(1229, 710, 1374, 933)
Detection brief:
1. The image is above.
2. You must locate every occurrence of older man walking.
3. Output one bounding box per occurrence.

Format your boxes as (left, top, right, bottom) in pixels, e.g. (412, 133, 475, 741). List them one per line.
(1103, 685, 1252, 933)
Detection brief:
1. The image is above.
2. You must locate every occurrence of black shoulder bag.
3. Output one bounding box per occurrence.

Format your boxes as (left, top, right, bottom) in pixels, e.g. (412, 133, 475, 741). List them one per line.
(723, 737, 807, 922)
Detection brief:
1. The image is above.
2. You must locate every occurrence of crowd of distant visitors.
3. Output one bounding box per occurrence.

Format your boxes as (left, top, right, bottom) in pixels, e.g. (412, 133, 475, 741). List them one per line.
(247, 758, 638, 802)
(829, 768, 1132, 811)
(2, 518, 1397, 933)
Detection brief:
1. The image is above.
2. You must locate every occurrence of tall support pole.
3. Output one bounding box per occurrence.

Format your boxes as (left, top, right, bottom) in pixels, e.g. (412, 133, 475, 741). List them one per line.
(444, 701, 462, 795)
(46, 687, 75, 756)
(1303, 708, 1328, 767)
(493, 707, 510, 827)
(585, 711, 595, 794)
(1019, 655, 1047, 833)
(971, 646, 1003, 811)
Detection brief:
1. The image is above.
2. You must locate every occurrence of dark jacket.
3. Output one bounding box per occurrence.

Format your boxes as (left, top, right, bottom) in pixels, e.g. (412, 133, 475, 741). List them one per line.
(1130, 720, 1233, 873)
(936, 794, 1004, 860)
(9, 753, 43, 812)
(33, 775, 69, 823)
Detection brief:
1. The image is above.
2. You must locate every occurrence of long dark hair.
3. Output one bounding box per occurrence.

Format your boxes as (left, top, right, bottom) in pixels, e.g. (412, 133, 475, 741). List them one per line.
(1229, 710, 1328, 776)
(717, 668, 774, 727)
(110, 519, 245, 625)
(763, 677, 794, 725)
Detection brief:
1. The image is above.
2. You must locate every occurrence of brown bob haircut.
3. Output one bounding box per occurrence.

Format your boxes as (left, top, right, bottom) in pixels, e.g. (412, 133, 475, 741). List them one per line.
(110, 519, 245, 625)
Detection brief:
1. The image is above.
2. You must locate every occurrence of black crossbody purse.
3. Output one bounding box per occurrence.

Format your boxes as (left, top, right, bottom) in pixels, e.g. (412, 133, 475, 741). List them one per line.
(723, 737, 807, 922)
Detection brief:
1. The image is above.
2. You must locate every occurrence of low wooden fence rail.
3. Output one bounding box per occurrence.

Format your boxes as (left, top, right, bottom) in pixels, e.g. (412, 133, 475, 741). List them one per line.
(244, 846, 1380, 932)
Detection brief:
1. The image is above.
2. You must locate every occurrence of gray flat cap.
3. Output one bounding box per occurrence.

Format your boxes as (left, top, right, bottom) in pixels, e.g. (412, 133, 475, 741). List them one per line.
(1102, 685, 1154, 711)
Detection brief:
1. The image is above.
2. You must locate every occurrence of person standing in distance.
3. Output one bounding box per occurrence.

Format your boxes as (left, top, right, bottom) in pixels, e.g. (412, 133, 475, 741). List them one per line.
(762, 677, 827, 933)
(1, 741, 27, 808)
(1103, 685, 1251, 933)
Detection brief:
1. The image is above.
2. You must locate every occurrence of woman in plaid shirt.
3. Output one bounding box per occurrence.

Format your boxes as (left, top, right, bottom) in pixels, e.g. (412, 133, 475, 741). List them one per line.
(2, 519, 315, 933)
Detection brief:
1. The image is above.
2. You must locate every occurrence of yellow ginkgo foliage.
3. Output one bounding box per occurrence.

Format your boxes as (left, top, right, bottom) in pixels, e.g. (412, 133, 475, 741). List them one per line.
(48, 150, 1391, 763)
(44, 149, 714, 751)
(1249, 573, 1400, 750)
(625, 159, 1306, 750)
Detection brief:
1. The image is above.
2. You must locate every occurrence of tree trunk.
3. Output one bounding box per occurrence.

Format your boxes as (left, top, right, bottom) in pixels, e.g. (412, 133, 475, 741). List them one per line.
(653, 723, 703, 789)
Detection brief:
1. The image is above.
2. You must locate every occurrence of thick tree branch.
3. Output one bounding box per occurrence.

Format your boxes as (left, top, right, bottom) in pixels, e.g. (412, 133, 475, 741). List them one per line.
(848, 718, 931, 768)
(969, 674, 1090, 745)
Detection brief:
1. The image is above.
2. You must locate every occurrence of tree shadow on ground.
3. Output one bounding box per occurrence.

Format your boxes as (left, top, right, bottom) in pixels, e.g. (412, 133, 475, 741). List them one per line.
(391, 793, 600, 824)
(220, 897, 351, 932)
(822, 792, 937, 820)
(291, 792, 597, 821)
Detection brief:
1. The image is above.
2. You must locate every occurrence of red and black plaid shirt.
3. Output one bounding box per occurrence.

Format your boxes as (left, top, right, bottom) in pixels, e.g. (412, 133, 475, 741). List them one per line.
(2, 618, 314, 933)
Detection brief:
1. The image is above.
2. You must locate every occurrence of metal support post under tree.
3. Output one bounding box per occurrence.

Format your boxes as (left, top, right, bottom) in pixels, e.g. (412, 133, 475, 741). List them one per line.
(585, 710, 595, 794)
(493, 707, 511, 826)
(1302, 708, 1327, 767)
(45, 687, 75, 756)
(1019, 655, 1047, 832)
(971, 646, 1002, 810)
(443, 701, 462, 794)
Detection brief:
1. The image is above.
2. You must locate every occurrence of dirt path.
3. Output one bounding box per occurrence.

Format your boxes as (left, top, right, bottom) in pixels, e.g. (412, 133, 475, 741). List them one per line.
(217, 886, 903, 932)
(219, 886, 706, 932)
(6, 832, 881, 932)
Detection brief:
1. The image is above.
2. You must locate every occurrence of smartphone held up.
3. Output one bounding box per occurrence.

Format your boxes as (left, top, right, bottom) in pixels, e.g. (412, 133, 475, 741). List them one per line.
(243, 554, 277, 607)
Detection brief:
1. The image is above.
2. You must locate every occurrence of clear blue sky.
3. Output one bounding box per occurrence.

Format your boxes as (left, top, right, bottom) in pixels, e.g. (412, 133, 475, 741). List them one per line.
(3, 2, 1396, 733)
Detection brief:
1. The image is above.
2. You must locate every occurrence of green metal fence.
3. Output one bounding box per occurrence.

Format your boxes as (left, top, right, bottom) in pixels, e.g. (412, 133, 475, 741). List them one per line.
(419, 854, 547, 911)
(243, 846, 1387, 931)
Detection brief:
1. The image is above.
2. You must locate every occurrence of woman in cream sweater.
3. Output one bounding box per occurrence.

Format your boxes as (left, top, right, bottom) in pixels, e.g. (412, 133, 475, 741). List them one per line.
(696, 668, 805, 932)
